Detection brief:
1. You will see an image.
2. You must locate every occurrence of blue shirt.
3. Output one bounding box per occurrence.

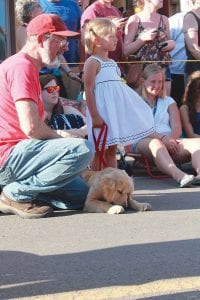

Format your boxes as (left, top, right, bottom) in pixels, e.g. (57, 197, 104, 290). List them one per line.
(169, 12, 187, 75)
(193, 112, 200, 135)
(39, 0, 82, 64)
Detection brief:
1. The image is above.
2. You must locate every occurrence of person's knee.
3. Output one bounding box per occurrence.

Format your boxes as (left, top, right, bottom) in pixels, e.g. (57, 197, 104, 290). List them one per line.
(149, 138, 163, 149)
(78, 139, 94, 163)
(85, 139, 95, 157)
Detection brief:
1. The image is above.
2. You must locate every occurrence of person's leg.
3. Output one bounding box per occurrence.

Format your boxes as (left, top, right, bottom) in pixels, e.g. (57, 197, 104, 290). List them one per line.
(1, 138, 93, 202)
(91, 145, 117, 170)
(104, 145, 117, 168)
(136, 138, 191, 182)
(91, 151, 101, 171)
(38, 176, 89, 210)
(170, 74, 185, 107)
(165, 67, 172, 96)
(178, 138, 200, 176)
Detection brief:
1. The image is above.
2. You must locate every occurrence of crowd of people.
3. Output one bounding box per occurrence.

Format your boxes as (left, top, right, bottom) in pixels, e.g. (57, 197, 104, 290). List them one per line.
(0, 0, 200, 219)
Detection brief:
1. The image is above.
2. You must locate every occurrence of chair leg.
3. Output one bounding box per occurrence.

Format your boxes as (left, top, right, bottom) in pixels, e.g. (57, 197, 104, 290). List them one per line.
(142, 155, 170, 179)
(125, 153, 170, 179)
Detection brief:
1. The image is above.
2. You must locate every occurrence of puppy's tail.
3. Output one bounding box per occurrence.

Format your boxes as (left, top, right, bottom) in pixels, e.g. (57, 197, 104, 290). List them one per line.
(81, 169, 97, 185)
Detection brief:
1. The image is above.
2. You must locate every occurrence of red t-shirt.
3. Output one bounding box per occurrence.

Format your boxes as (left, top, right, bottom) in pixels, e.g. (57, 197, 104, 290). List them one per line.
(81, 1, 123, 62)
(0, 52, 44, 166)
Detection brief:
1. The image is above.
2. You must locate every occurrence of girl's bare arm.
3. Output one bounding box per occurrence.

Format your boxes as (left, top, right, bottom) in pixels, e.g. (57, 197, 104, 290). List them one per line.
(124, 15, 146, 57)
(84, 58, 104, 127)
(161, 15, 175, 51)
(168, 102, 182, 138)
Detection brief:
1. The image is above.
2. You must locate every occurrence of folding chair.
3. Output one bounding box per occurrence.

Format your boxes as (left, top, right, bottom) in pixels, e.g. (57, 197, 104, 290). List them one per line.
(124, 144, 170, 179)
(117, 146, 134, 176)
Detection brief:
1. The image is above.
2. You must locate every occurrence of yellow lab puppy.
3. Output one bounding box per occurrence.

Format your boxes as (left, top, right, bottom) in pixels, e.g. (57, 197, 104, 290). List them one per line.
(82, 167, 152, 214)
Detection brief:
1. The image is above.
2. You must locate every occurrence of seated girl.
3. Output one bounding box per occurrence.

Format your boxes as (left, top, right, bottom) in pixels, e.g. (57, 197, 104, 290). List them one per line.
(134, 64, 200, 187)
(39, 74, 87, 138)
(180, 71, 200, 138)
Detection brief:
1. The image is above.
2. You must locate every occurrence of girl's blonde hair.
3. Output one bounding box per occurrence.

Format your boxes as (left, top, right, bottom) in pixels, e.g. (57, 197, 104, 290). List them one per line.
(84, 18, 117, 54)
(138, 64, 166, 99)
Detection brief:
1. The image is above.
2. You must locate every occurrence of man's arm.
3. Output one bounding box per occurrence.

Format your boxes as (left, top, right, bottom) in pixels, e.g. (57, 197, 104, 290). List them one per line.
(15, 100, 69, 139)
(183, 13, 200, 59)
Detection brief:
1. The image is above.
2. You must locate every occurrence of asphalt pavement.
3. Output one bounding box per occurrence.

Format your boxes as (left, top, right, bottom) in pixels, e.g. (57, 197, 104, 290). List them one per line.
(1, 175, 200, 300)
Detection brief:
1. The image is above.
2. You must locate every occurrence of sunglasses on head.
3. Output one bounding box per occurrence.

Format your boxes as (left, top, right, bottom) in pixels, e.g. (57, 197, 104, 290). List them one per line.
(43, 85, 60, 93)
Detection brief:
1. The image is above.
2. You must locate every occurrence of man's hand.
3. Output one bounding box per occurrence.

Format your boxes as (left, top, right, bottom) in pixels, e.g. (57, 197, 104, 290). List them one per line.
(57, 129, 82, 138)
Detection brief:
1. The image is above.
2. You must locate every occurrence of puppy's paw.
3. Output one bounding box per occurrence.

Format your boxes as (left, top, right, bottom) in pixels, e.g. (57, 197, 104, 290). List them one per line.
(128, 198, 152, 212)
(138, 202, 152, 212)
(107, 205, 125, 214)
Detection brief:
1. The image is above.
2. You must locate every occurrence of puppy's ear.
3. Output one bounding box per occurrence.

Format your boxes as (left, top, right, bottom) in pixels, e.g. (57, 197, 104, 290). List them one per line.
(101, 177, 116, 202)
(128, 176, 134, 190)
(127, 177, 134, 200)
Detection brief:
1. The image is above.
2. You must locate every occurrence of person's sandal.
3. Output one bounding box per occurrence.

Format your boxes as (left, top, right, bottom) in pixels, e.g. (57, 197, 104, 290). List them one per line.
(191, 176, 200, 186)
(179, 175, 196, 188)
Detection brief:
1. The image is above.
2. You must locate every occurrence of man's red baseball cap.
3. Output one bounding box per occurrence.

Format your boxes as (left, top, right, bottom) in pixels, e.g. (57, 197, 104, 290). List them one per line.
(27, 13, 79, 37)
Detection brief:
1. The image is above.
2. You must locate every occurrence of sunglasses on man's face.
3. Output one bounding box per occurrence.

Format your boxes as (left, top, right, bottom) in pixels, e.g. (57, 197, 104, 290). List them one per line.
(43, 85, 60, 93)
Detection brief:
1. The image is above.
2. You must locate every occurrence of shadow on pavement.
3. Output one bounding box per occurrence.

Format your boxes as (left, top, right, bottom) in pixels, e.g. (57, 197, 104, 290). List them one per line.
(0, 239, 200, 299)
(134, 177, 200, 211)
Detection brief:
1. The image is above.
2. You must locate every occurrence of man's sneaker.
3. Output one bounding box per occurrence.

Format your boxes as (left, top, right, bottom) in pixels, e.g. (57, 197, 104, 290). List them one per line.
(0, 192, 53, 219)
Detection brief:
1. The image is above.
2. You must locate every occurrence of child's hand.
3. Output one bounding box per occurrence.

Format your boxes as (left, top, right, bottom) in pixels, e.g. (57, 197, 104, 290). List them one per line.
(92, 115, 105, 128)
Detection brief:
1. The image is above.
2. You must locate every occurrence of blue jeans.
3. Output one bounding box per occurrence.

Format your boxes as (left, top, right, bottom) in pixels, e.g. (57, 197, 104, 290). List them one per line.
(0, 138, 94, 209)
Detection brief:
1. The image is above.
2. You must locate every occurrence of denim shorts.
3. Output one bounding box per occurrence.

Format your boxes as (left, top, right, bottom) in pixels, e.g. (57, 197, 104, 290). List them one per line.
(165, 66, 171, 81)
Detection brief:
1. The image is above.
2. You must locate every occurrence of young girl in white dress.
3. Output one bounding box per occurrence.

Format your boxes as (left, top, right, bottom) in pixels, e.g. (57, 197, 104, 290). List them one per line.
(83, 18, 155, 170)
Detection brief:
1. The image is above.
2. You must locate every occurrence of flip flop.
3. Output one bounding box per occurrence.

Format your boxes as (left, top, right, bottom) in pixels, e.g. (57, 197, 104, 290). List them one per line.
(191, 177, 200, 186)
(179, 175, 196, 188)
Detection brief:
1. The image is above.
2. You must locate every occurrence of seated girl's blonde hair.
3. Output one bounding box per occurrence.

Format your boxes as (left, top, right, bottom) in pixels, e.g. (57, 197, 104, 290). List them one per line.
(84, 17, 117, 55)
(138, 64, 166, 99)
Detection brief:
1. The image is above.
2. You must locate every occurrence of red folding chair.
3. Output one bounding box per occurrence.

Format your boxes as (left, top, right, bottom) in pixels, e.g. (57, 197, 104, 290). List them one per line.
(93, 124, 108, 170)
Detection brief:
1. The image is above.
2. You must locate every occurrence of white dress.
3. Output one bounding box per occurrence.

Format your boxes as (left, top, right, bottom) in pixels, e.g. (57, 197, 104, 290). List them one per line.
(86, 56, 155, 147)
